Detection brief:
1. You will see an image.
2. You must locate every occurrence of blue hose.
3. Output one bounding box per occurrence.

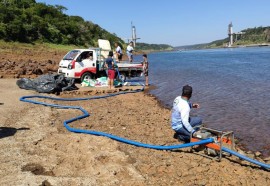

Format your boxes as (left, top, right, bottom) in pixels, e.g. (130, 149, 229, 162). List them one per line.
(222, 147, 270, 169)
(19, 88, 270, 169)
(20, 90, 213, 150)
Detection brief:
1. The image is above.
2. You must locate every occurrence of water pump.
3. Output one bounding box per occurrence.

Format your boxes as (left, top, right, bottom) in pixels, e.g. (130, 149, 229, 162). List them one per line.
(191, 127, 235, 161)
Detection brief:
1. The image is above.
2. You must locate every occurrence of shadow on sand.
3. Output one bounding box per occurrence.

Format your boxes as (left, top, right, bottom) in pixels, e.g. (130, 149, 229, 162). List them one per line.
(0, 127, 30, 139)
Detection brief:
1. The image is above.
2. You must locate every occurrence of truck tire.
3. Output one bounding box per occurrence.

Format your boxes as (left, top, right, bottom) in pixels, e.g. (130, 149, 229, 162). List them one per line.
(117, 72, 126, 82)
(81, 72, 93, 82)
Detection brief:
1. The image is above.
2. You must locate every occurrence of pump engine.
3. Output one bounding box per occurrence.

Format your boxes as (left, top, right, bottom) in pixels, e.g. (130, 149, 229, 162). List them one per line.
(190, 127, 235, 161)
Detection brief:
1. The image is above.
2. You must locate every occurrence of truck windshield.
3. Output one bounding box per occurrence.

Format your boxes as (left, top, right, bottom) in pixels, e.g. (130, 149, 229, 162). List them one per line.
(63, 50, 80, 60)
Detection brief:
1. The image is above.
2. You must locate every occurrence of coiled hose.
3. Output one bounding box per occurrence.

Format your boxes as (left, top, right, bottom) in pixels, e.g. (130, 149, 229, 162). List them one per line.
(20, 87, 269, 170)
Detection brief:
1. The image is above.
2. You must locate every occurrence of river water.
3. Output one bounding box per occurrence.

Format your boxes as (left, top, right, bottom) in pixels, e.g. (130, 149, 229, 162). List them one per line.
(135, 47, 270, 156)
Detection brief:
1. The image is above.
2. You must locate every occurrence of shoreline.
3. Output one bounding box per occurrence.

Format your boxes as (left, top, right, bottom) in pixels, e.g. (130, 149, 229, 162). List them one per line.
(135, 84, 270, 159)
(74, 83, 270, 158)
(2, 75, 269, 160)
(0, 79, 269, 185)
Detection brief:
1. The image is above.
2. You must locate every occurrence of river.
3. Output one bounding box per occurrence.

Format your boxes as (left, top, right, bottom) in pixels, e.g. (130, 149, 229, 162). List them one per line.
(135, 47, 270, 156)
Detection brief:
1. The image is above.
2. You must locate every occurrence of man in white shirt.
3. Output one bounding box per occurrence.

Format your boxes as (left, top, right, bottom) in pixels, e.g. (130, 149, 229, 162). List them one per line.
(171, 85, 202, 142)
(114, 42, 122, 62)
(126, 41, 134, 62)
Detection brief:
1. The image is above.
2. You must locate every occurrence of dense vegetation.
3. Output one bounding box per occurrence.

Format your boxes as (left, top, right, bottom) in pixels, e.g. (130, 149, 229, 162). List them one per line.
(234, 26, 270, 45)
(136, 42, 173, 51)
(175, 26, 270, 50)
(0, 0, 172, 52)
(0, 0, 124, 47)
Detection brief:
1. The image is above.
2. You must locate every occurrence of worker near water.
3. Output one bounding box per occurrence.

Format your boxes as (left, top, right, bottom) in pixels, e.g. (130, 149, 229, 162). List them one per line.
(171, 85, 202, 142)
(142, 54, 149, 86)
(105, 51, 115, 89)
(126, 41, 134, 62)
(114, 42, 123, 62)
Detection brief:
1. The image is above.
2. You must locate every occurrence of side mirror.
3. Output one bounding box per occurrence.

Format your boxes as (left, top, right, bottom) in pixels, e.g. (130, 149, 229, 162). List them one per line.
(76, 56, 82, 62)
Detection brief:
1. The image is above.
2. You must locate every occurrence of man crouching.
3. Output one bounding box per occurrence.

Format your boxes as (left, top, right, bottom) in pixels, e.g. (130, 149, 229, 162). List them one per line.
(171, 85, 202, 143)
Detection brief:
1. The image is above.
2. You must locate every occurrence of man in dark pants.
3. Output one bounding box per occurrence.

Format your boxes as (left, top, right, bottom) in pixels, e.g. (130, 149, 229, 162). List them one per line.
(171, 85, 202, 142)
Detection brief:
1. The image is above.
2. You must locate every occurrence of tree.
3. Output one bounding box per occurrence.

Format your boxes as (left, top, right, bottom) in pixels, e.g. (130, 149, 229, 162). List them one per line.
(0, 0, 125, 46)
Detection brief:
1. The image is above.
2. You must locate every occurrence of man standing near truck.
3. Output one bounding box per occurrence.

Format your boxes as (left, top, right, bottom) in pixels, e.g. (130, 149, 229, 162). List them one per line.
(105, 51, 115, 89)
(126, 41, 134, 62)
(114, 42, 123, 62)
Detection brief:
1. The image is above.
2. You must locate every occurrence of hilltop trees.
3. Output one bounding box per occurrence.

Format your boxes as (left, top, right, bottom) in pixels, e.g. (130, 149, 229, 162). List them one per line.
(0, 0, 124, 47)
(240, 26, 270, 43)
(136, 43, 173, 51)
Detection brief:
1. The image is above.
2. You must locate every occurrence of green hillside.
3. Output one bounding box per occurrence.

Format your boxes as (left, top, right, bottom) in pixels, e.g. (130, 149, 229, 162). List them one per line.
(233, 26, 270, 46)
(0, 0, 124, 47)
(136, 42, 173, 52)
(0, 0, 172, 52)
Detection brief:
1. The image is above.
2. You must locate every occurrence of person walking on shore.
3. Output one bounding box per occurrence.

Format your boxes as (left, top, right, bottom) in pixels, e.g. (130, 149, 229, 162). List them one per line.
(142, 54, 149, 86)
(171, 85, 202, 142)
(126, 41, 134, 62)
(114, 42, 123, 62)
(105, 51, 115, 89)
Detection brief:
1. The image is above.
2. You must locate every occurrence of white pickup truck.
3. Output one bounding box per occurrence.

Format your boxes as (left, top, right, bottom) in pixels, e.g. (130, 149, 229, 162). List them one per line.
(58, 39, 143, 82)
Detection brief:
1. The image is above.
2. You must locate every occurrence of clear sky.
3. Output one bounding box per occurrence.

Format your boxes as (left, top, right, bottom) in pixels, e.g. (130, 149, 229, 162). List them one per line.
(36, 0, 270, 46)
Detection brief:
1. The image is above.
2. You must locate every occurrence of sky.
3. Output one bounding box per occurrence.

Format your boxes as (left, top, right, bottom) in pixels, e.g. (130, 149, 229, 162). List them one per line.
(36, 0, 270, 46)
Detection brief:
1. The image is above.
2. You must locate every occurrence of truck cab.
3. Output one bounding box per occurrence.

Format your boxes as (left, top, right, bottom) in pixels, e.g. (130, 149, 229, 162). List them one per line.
(58, 48, 106, 81)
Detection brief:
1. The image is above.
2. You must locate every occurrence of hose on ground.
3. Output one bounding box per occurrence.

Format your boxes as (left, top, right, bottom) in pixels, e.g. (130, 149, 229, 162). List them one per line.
(20, 86, 269, 170)
(20, 91, 214, 150)
(222, 147, 270, 169)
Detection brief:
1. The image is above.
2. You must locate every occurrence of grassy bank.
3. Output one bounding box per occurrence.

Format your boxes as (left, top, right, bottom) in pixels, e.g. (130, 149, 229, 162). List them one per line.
(0, 40, 77, 52)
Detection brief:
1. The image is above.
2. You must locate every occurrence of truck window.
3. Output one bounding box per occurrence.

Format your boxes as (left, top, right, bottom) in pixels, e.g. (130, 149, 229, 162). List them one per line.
(88, 52, 94, 60)
(81, 51, 93, 61)
(63, 50, 80, 60)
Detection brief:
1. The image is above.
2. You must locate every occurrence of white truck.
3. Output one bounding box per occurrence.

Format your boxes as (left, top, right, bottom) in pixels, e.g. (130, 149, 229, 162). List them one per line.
(58, 39, 143, 82)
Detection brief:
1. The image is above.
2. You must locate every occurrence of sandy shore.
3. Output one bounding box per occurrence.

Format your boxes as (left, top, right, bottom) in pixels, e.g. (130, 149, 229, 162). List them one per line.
(0, 78, 269, 185)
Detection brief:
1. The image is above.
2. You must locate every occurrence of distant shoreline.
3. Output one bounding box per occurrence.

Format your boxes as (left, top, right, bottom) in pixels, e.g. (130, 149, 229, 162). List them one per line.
(227, 43, 270, 48)
(175, 42, 270, 51)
